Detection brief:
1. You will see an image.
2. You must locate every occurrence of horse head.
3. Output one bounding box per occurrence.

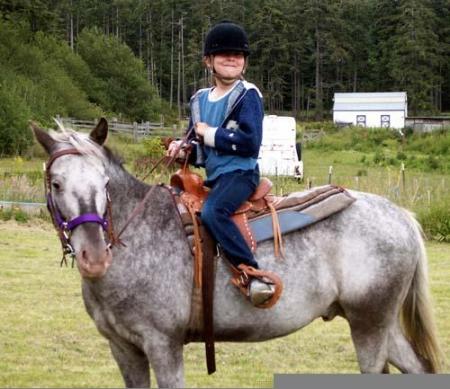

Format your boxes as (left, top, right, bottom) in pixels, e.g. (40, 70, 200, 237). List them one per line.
(32, 118, 112, 279)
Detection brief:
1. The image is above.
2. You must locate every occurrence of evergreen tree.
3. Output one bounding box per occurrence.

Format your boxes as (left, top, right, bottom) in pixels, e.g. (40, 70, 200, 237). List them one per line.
(336, 0, 373, 92)
(430, 0, 450, 111)
(77, 28, 161, 120)
(1, 0, 449, 126)
(390, 0, 440, 113)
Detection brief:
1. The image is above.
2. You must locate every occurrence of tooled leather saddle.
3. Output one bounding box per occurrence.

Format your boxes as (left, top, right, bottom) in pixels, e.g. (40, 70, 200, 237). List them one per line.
(170, 167, 283, 291)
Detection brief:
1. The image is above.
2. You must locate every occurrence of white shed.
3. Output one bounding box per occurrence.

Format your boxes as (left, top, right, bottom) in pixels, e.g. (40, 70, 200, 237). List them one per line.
(333, 92, 407, 129)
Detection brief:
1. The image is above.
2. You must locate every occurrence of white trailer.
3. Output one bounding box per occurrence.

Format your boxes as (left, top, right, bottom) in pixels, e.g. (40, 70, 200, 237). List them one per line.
(258, 115, 303, 180)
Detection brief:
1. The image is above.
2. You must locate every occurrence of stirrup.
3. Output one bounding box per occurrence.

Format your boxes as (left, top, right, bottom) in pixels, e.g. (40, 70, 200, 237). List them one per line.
(249, 278, 275, 306)
(230, 264, 283, 309)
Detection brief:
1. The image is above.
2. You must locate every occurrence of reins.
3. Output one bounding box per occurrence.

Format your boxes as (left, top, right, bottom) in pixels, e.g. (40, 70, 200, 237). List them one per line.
(139, 126, 195, 182)
(113, 184, 158, 243)
(117, 127, 196, 241)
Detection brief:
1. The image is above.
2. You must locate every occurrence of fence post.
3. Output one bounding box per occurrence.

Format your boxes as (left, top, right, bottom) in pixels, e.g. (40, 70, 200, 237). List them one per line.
(328, 165, 333, 184)
(172, 124, 177, 138)
(112, 118, 117, 133)
(401, 162, 406, 193)
(133, 122, 138, 142)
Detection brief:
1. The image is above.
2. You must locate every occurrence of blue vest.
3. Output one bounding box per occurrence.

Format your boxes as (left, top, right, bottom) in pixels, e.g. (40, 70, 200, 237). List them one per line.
(198, 85, 257, 182)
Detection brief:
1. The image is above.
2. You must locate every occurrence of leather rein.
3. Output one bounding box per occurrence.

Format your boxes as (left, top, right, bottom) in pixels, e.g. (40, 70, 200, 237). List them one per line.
(44, 148, 157, 266)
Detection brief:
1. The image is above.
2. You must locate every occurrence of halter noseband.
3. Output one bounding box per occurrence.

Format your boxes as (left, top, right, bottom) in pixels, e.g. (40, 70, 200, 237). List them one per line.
(44, 148, 115, 266)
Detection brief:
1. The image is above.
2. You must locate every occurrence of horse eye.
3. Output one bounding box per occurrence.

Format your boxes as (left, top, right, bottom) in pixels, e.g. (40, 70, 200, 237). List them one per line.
(52, 181, 61, 191)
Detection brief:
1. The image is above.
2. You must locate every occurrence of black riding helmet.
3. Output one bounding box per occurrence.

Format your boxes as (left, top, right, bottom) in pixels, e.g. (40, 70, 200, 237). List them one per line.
(204, 21, 250, 57)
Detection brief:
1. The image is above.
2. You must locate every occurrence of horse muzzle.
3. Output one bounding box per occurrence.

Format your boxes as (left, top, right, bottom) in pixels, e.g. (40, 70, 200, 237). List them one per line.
(75, 243, 112, 279)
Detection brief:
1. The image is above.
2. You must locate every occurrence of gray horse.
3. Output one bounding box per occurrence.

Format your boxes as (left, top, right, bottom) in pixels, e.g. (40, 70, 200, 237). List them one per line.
(32, 119, 443, 388)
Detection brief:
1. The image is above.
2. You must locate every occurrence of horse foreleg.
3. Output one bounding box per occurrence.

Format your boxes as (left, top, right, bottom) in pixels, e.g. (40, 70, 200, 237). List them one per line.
(109, 339, 150, 388)
(144, 335, 184, 388)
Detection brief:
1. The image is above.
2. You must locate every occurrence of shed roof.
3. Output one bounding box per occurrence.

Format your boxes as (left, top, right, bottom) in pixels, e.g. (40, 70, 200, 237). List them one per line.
(333, 92, 407, 112)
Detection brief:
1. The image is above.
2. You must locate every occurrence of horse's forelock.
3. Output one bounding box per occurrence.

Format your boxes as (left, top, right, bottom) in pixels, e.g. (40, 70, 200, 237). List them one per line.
(51, 120, 105, 156)
(49, 119, 108, 173)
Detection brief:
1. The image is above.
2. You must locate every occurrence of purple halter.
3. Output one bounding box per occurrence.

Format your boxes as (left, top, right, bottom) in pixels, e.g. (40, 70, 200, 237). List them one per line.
(47, 193, 109, 232)
(44, 148, 112, 266)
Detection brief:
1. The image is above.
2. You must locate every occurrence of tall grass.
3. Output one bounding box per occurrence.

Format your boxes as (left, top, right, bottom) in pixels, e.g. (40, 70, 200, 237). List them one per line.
(1, 130, 449, 240)
(302, 125, 450, 174)
(297, 127, 450, 241)
(0, 174, 44, 203)
(270, 162, 449, 242)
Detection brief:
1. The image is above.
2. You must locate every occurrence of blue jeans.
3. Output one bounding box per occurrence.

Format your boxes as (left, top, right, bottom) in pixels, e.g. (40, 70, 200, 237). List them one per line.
(201, 169, 260, 269)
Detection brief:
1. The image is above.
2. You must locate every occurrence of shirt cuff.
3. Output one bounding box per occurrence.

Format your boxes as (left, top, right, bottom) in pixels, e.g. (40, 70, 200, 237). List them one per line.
(204, 127, 217, 147)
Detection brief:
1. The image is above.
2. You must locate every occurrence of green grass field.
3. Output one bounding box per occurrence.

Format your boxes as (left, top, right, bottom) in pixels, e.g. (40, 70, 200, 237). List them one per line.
(0, 220, 449, 388)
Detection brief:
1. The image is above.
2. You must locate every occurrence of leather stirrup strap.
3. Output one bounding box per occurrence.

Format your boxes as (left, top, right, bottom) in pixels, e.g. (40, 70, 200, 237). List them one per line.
(267, 201, 284, 258)
(200, 225, 216, 375)
(187, 205, 203, 288)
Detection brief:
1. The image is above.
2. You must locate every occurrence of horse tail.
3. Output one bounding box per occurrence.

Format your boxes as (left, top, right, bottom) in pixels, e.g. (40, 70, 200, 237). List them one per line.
(401, 212, 444, 373)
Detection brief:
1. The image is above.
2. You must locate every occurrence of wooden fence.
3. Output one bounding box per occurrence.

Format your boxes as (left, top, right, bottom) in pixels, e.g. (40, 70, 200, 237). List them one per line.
(302, 129, 325, 142)
(58, 116, 183, 139)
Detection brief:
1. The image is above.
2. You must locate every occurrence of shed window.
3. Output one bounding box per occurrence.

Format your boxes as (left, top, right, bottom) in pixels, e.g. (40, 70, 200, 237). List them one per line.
(356, 115, 366, 127)
(381, 115, 390, 128)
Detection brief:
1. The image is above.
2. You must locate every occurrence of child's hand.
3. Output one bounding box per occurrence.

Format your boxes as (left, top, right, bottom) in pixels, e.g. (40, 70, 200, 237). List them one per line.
(167, 140, 186, 158)
(195, 122, 209, 138)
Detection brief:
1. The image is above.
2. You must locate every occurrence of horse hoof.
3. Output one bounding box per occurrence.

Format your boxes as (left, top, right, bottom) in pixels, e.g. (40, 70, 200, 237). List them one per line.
(249, 279, 275, 306)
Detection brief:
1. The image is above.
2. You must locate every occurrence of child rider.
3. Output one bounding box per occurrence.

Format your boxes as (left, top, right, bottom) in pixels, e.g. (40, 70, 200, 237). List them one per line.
(169, 21, 279, 307)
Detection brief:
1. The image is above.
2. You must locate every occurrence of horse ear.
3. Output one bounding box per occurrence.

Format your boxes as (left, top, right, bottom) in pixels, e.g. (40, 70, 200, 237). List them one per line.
(30, 121, 56, 155)
(90, 118, 108, 146)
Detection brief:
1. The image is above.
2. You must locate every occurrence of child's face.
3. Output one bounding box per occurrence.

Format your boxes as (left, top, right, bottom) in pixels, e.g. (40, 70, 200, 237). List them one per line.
(209, 52, 245, 80)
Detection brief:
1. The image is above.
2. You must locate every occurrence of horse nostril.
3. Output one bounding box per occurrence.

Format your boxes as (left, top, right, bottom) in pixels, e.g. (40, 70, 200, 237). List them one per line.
(82, 249, 89, 262)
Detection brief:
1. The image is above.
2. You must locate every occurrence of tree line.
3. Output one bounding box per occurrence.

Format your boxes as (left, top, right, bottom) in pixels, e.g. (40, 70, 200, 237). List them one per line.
(1, 0, 450, 154)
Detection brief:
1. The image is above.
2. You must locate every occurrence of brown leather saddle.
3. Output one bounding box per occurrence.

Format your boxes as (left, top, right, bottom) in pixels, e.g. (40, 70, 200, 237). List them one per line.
(170, 166, 284, 293)
(171, 168, 282, 250)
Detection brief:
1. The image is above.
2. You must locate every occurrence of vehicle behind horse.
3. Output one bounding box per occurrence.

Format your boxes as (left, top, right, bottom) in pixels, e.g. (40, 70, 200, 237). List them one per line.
(32, 119, 443, 388)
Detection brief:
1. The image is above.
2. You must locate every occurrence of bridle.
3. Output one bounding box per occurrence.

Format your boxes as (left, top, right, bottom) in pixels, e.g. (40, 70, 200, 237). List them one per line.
(44, 148, 117, 267)
(44, 138, 184, 268)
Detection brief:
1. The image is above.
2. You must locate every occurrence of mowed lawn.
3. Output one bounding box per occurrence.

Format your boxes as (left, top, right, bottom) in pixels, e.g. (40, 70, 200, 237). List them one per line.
(0, 220, 449, 388)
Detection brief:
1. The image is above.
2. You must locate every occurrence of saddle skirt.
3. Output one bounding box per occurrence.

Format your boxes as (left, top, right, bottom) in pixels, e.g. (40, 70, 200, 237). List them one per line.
(169, 168, 356, 287)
